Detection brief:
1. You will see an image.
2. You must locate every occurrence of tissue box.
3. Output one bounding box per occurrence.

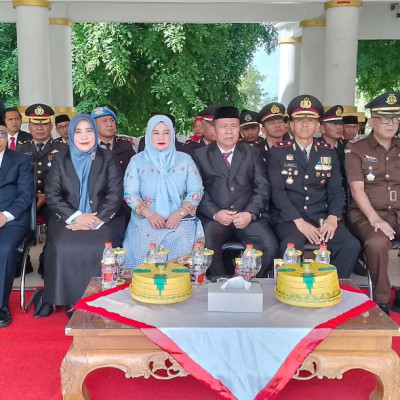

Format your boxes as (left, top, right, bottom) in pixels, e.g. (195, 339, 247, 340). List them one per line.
(208, 282, 263, 313)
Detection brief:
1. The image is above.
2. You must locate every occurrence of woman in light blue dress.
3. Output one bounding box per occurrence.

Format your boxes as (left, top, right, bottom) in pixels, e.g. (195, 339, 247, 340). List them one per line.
(123, 115, 204, 268)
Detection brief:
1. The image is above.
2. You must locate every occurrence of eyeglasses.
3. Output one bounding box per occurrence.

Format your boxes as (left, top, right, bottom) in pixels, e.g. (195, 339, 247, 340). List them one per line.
(372, 116, 400, 124)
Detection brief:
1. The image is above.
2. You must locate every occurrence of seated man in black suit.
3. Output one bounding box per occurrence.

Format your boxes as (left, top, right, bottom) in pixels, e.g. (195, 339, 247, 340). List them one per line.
(0, 130, 34, 327)
(193, 106, 278, 277)
(267, 95, 360, 278)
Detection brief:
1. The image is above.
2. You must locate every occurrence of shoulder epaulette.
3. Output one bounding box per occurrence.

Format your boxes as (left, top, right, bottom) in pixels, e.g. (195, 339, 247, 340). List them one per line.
(274, 140, 293, 148)
(314, 139, 333, 149)
(349, 135, 367, 144)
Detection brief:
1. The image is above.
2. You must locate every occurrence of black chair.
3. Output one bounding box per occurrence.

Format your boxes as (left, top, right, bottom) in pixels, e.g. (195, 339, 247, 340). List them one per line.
(18, 195, 38, 311)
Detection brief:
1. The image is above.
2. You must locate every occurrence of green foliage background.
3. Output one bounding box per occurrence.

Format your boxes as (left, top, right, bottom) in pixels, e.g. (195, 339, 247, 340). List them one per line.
(72, 23, 277, 135)
(357, 40, 400, 98)
(1, 21, 399, 135)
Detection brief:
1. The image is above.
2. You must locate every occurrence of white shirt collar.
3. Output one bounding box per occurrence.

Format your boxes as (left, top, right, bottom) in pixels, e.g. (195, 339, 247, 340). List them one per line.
(0, 149, 5, 167)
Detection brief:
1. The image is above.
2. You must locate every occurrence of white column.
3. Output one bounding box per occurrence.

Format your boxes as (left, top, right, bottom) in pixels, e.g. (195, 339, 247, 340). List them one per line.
(278, 37, 301, 105)
(299, 19, 326, 100)
(323, 0, 362, 108)
(49, 18, 75, 117)
(13, 0, 52, 112)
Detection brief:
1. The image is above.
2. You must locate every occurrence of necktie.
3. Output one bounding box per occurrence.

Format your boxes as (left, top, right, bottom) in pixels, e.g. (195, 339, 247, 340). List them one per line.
(37, 143, 44, 153)
(223, 151, 232, 169)
(101, 141, 111, 150)
(9, 137, 15, 150)
(303, 149, 308, 164)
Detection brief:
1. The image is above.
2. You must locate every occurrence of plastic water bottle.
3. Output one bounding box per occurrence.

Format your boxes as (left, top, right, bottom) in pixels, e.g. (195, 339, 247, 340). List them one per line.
(241, 243, 256, 280)
(146, 243, 158, 264)
(101, 242, 117, 290)
(283, 243, 297, 265)
(315, 243, 330, 264)
(191, 242, 204, 284)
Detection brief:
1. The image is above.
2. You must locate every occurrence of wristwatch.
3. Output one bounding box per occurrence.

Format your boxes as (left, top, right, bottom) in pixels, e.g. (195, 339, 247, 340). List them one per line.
(250, 212, 258, 221)
(179, 210, 185, 217)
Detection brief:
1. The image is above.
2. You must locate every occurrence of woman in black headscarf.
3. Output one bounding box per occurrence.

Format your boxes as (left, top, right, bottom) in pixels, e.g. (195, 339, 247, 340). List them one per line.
(43, 114, 125, 310)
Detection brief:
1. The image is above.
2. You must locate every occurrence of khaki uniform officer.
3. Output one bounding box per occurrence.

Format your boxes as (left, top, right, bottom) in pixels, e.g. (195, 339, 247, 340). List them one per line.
(268, 95, 360, 279)
(345, 92, 400, 314)
(17, 103, 67, 221)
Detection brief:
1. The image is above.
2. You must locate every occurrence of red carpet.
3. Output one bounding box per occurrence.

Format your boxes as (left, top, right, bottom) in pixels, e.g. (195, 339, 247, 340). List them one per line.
(1, 290, 399, 400)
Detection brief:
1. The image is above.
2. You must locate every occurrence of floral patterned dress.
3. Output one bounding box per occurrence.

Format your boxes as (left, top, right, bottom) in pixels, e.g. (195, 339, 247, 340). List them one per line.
(123, 151, 204, 268)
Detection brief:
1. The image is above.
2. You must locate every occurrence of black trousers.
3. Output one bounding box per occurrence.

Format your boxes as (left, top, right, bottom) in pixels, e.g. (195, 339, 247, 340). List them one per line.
(201, 218, 278, 277)
(273, 220, 360, 279)
(0, 225, 27, 307)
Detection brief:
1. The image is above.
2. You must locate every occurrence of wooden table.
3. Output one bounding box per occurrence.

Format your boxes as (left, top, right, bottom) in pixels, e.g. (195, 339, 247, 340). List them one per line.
(61, 278, 400, 400)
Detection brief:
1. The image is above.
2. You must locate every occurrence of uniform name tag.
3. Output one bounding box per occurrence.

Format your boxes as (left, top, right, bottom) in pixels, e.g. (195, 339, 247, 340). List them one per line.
(390, 190, 397, 202)
(363, 155, 378, 163)
(284, 162, 298, 168)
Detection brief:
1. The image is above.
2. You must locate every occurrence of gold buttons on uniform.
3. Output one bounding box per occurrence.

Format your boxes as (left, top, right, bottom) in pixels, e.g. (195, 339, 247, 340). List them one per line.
(385, 174, 389, 179)
(89, 200, 93, 204)
(230, 187, 235, 191)
(37, 190, 42, 194)
(38, 162, 42, 166)
(386, 157, 389, 161)
(37, 180, 42, 184)
(37, 170, 42, 174)
(304, 206, 308, 210)
(304, 187, 308, 191)
(305, 175, 309, 179)
(305, 196, 309, 200)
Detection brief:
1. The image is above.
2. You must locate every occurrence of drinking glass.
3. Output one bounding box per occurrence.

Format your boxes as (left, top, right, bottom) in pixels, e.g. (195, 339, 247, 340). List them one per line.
(157, 248, 169, 264)
(113, 247, 127, 284)
(252, 250, 263, 281)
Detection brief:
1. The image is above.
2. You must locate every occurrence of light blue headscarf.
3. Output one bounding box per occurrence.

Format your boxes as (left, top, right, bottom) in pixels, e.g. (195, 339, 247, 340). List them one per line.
(68, 114, 98, 213)
(144, 115, 181, 218)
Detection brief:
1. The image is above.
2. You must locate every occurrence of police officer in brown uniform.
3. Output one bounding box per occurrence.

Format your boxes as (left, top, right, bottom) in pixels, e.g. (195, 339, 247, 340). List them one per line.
(268, 95, 360, 278)
(345, 92, 400, 314)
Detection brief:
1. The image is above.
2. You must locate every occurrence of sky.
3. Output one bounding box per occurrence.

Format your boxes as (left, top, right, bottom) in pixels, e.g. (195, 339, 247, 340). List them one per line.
(252, 45, 280, 100)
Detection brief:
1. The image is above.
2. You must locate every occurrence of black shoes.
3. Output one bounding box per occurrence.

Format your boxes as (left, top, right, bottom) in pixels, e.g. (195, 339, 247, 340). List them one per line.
(65, 305, 75, 319)
(378, 303, 390, 316)
(0, 306, 12, 328)
(392, 287, 400, 313)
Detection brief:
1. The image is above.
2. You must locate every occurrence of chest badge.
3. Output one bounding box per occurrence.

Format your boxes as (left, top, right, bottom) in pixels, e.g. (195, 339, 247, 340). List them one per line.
(366, 166, 375, 182)
(286, 177, 294, 185)
(286, 154, 294, 161)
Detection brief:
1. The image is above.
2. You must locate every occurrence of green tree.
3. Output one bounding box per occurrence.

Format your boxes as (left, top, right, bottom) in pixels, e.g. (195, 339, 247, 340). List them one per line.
(72, 23, 278, 135)
(0, 24, 19, 107)
(238, 64, 269, 111)
(357, 40, 400, 99)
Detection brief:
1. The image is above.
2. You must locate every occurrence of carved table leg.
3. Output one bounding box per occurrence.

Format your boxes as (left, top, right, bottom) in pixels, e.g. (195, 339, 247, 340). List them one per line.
(61, 348, 92, 400)
(294, 350, 400, 400)
(61, 346, 189, 400)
